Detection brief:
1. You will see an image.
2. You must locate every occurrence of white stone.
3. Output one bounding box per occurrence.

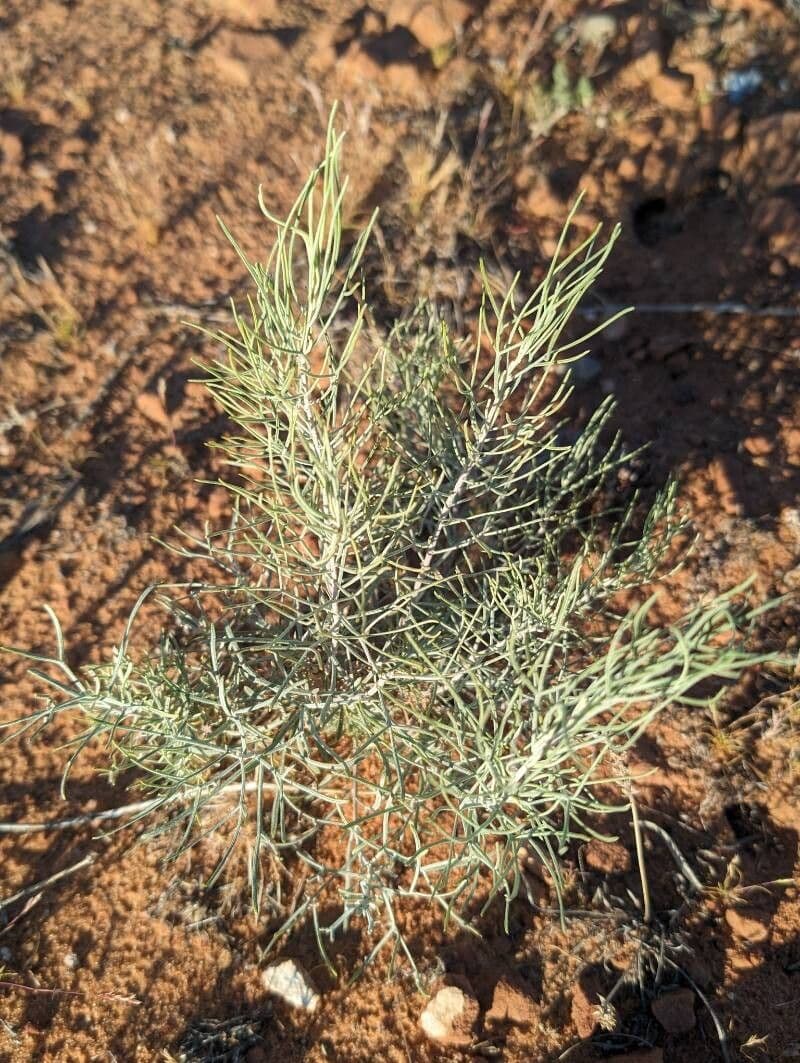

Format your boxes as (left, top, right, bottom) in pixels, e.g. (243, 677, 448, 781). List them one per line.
(577, 14, 617, 48)
(261, 960, 320, 1012)
(419, 985, 478, 1047)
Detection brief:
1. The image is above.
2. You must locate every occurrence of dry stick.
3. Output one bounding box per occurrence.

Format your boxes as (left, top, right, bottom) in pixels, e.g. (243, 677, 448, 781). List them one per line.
(0, 781, 280, 836)
(0, 977, 140, 1007)
(0, 796, 168, 835)
(0, 894, 40, 938)
(142, 296, 800, 325)
(630, 792, 652, 925)
(580, 301, 800, 320)
(0, 854, 95, 913)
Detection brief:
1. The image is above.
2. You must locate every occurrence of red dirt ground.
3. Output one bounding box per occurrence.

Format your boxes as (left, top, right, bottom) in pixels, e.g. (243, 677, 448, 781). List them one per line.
(1, 1, 799, 1060)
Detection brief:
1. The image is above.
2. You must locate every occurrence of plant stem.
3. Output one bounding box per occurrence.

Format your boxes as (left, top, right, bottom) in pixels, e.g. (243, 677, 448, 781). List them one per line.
(630, 791, 652, 925)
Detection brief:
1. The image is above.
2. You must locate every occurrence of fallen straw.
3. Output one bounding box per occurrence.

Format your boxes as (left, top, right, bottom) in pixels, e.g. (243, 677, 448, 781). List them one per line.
(0, 854, 96, 914)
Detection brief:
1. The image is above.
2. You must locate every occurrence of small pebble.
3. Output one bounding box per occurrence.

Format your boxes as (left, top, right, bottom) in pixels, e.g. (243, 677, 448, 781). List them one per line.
(583, 839, 631, 874)
(576, 13, 617, 47)
(420, 984, 479, 1047)
(261, 960, 319, 1012)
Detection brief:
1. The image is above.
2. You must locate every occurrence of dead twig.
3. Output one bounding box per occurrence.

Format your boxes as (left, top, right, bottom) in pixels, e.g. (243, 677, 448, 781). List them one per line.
(0, 976, 140, 1007)
(582, 300, 800, 320)
(0, 781, 281, 836)
(0, 853, 95, 913)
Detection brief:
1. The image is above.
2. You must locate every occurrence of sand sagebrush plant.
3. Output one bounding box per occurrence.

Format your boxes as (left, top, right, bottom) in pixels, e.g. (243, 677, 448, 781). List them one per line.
(5, 116, 770, 966)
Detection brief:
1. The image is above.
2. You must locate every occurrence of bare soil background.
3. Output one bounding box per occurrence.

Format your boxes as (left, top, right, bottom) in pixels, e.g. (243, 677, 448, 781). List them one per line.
(1, 1, 799, 1060)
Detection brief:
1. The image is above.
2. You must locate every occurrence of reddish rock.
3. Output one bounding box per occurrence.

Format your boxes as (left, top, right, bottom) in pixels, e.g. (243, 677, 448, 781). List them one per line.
(583, 839, 631, 874)
(387, 0, 474, 50)
(135, 390, 171, 429)
(337, 36, 428, 101)
(742, 435, 773, 457)
(485, 976, 538, 1028)
(651, 987, 696, 1034)
(770, 257, 788, 277)
(617, 156, 638, 182)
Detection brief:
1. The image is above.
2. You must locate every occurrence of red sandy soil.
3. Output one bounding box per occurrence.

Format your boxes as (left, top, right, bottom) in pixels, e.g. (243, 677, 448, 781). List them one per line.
(1, 1, 799, 1060)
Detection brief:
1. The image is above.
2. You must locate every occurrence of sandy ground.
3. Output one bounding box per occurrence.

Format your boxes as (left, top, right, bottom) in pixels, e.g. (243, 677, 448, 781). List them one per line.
(1, 1, 800, 1059)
